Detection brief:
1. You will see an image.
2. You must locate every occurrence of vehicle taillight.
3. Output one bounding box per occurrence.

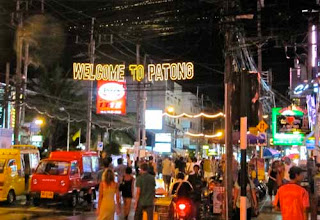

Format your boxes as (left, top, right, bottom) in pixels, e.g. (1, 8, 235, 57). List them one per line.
(33, 179, 37, 184)
(178, 203, 186, 210)
(60, 180, 65, 186)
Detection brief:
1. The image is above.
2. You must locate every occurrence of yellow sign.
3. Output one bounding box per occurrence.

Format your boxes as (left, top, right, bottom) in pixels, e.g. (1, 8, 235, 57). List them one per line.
(257, 120, 268, 132)
(249, 127, 259, 136)
(73, 62, 194, 82)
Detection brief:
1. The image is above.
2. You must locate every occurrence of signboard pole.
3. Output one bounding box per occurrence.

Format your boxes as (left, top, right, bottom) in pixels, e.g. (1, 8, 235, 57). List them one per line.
(141, 54, 147, 151)
(136, 44, 141, 155)
(240, 71, 247, 220)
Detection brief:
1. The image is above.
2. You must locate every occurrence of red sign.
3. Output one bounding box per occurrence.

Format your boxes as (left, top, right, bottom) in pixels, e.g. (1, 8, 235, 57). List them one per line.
(96, 80, 126, 115)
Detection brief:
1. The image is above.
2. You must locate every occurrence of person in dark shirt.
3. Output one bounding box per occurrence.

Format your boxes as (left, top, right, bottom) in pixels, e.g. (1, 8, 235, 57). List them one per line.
(188, 164, 204, 219)
(171, 172, 193, 199)
(175, 157, 186, 173)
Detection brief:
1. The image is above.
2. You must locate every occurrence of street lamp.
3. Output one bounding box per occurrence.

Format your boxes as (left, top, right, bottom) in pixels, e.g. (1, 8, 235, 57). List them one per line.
(59, 107, 70, 151)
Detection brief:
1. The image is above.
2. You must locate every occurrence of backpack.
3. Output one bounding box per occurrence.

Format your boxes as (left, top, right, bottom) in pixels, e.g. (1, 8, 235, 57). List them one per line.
(148, 162, 155, 175)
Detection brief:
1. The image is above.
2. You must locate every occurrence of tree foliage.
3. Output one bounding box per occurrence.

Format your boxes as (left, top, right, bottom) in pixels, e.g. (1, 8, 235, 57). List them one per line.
(104, 141, 121, 155)
(18, 14, 65, 68)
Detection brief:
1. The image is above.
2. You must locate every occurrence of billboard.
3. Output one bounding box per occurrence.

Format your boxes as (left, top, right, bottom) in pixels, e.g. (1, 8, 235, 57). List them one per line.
(154, 143, 171, 153)
(272, 107, 308, 145)
(145, 110, 163, 130)
(155, 133, 171, 142)
(96, 80, 126, 115)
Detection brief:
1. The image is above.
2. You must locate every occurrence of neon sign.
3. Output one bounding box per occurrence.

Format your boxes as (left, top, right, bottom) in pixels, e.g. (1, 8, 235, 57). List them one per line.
(293, 83, 318, 95)
(73, 62, 194, 82)
(272, 107, 308, 145)
(96, 81, 126, 115)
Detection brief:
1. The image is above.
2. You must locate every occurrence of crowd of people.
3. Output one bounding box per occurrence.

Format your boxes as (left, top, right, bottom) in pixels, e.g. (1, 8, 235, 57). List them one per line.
(95, 152, 310, 220)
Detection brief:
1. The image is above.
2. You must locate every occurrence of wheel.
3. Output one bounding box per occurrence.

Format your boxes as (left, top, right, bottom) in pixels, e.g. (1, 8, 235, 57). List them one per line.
(7, 190, 16, 205)
(33, 198, 40, 206)
(69, 192, 78, 208)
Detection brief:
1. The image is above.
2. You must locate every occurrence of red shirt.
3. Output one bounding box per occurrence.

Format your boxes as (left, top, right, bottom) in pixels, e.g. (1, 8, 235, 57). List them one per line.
(273, 183, 309, 220)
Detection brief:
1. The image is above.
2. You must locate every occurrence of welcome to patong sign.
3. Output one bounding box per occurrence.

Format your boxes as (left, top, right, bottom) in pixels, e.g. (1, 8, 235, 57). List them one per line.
(73, 62, 194, 81)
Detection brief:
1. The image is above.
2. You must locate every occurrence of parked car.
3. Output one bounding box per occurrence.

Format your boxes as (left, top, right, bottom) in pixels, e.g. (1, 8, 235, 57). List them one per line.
(0, 145, 40, 204)
(30, 151, 99, 207)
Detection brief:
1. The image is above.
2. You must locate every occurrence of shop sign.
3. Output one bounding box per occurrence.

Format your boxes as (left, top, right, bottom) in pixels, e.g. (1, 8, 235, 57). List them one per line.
(272, 106, 308, 145)
(96, 81, 126, 115)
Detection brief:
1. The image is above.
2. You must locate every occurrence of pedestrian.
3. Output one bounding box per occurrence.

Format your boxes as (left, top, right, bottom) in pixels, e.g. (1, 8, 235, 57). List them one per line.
(283, 157, 293, 183)
(185, 157, 194, 175)
(273, 166, 309, 220)
(98, 159, 110, 183)
(97, 169, 121, 220)
(188, 164, 204, 219)
(147, 156, 157, 176)
(114, 158, 126, 183)
(135, 157, 140, 176)
(156, 156, 163, 178)
(210, 156, 217, 177)
(162, 156, 174, 192)
(233, 170, 258, 220)
(120, 167, 135, 220)
(126, 154, 132, 167)
(134, 163, 156, 220)
(176, 156, 186, 174)
(267, 161, 280, 202)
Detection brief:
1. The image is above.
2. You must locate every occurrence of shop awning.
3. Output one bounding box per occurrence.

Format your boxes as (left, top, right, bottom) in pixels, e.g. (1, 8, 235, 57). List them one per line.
(263, 148, 281, 158)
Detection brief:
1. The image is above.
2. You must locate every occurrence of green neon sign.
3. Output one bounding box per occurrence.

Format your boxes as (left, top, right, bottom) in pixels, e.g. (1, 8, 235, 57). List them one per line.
(272, 107, 306, 145)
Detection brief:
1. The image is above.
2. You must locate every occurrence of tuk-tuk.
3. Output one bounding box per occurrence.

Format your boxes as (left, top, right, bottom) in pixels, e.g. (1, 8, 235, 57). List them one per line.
(0, 145, 40, 204)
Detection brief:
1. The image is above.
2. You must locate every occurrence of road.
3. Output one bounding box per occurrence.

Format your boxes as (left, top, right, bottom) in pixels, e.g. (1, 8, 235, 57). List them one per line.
(0, 178, 282, 220)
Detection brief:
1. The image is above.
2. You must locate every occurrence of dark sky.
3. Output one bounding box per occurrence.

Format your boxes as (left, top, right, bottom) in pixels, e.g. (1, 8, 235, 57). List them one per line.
(0, 0, 319, 108)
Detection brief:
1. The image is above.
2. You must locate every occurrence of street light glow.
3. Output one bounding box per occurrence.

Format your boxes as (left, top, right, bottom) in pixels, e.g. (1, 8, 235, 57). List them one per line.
(34, 119, 44, 125)
(167, 106, 175, 113)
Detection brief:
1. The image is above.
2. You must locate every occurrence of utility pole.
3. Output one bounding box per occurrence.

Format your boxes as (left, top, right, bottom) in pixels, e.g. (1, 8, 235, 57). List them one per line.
(141, 54, 147, 150)
(14, 0, 23, 144)
(257, 0, 263, 121)
(136, 44, 141, 151)
(86, 17, 95, 151)
(21, 42, 29, 126)
(224, 33, 233, 219)
(4, 63, 10, 129)
(240, 70, 248, 220)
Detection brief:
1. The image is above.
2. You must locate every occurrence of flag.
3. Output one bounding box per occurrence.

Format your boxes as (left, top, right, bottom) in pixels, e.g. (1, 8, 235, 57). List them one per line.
(72, 129, 81, 141)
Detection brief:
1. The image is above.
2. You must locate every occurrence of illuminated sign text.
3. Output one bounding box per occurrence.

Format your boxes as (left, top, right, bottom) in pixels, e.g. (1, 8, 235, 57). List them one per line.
(73, 62, 194, 82)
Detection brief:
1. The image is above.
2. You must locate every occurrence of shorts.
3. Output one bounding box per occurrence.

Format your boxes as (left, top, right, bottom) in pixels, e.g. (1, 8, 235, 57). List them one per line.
(163, 175, 172, 185)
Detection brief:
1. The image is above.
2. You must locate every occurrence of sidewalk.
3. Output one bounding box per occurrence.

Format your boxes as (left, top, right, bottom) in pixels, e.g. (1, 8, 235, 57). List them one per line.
(255, 196, 281, 220)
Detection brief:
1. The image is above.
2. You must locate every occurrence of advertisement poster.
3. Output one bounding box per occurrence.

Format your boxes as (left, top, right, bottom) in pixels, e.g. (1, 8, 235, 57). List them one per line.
(213, 187, 225, 214)
(0, 128, 13, 149)
(251, 158, 265, 181)
(96, 80, 126, 115)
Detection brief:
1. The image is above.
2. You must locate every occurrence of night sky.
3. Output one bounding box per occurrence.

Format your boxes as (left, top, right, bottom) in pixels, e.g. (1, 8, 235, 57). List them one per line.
(0, 0, 319, 108)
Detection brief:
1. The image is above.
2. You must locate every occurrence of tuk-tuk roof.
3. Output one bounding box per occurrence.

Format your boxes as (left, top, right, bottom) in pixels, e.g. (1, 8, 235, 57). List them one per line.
(49, 151, 98, 160)
(0, 149, 20, 156)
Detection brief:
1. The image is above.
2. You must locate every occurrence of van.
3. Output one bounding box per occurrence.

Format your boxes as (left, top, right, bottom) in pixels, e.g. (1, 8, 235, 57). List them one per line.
(30, 151, 99, 207)
(0, 145, 40, 204)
